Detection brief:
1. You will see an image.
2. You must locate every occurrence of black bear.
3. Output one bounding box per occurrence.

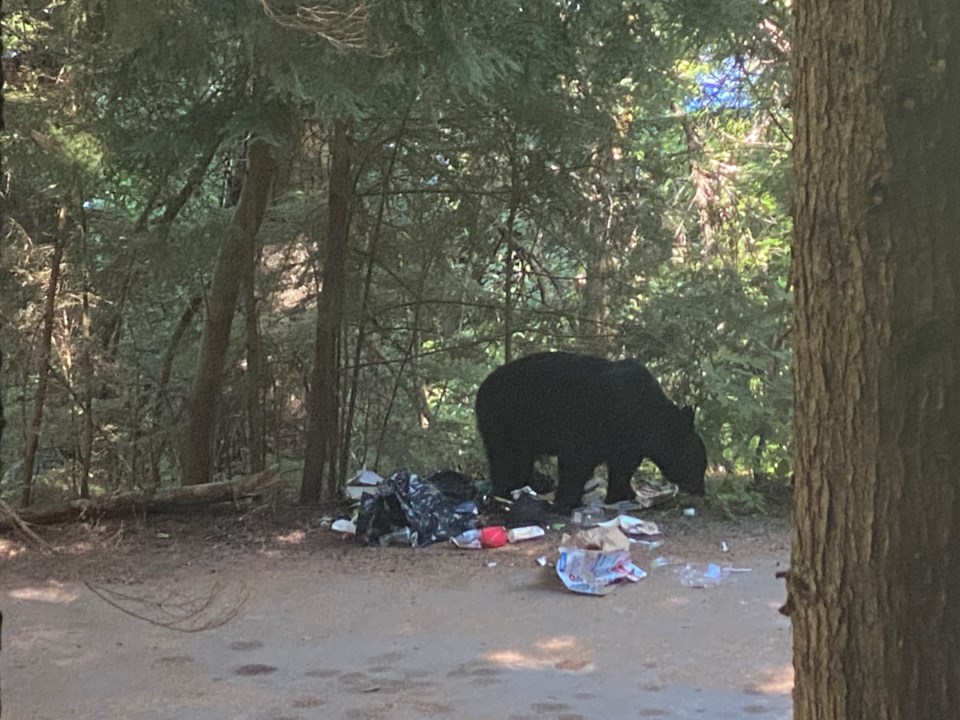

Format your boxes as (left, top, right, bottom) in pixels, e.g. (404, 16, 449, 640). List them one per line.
(475, 351, 707, 509)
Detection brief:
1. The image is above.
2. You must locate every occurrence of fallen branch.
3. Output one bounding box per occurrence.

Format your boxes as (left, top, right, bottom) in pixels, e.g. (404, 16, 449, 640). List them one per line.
(84, 580, 250, 632)
(0, 498, 53, 549)
(0, 468, 281, 528)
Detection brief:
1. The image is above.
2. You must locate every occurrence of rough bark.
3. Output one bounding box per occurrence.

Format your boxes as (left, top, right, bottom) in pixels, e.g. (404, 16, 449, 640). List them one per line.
(0, 468, 280, 528)
(0, 350, 6, 482)
(78, 202, 94, 499)
(788, 0, 960, 717)
(243, 249, 266, 473)
(182, 138, 276, 485)
(301, 120, 350, 503)
(21, 200, 67, 507)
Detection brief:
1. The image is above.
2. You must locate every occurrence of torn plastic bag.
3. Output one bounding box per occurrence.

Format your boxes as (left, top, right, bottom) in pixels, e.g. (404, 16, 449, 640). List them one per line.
(355, 469, 479, 548)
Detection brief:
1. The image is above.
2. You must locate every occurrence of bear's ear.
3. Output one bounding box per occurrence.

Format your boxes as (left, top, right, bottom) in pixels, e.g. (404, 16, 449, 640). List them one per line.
(680, 405, 695, 429)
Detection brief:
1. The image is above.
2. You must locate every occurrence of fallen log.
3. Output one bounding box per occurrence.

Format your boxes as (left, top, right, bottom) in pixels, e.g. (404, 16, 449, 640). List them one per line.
(0, 468, 281, 528)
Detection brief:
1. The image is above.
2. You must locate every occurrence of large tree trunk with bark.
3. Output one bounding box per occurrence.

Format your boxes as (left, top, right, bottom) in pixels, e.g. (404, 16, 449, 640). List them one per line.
(788, 0, 960, 718)
(182, 138, 276, 486)
(301, 120, 351, 504)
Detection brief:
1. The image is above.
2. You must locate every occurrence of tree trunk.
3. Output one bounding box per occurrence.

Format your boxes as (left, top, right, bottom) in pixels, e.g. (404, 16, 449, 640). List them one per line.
(182, 138, 276, 485)
(301, 120, 351, 504)
(0, 349, 6, 483)
(150, 294, 203, 487)
(788, 0, 960, 717)
(21, 199, 68, 507)
(243, 249, 266, 473)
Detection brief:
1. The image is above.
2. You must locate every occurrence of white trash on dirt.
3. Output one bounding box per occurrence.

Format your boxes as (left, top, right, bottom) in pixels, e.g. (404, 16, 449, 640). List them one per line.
(676, 563, 753, 588)
(507, 526, 545, 543)
(346, 468, 384, 500)
(570, 505, 605, 527)
(555, 547, 647, 596)
(599, 514, 660, 538)
(331, 518, 357, 535)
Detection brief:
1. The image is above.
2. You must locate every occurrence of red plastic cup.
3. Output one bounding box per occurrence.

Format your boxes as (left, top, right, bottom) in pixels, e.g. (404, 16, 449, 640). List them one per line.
(480, 526, 508, 548)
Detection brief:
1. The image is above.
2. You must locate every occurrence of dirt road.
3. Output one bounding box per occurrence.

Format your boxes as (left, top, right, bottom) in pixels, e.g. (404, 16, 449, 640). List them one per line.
(1, 513, 792, 719)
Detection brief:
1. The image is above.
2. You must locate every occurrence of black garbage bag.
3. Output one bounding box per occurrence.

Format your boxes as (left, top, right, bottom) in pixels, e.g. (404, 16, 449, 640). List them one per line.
(355, 469, 479, 548)
(355, 490, 407, 547)
(502, 491, 565, 528)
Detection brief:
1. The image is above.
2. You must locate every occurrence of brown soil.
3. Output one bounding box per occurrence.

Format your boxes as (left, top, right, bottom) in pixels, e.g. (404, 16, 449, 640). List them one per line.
(1, 503, 793, 719)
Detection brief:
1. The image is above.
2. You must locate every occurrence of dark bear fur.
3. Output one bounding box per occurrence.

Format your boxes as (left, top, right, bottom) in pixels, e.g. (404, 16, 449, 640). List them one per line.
(475, 351, 707, 509)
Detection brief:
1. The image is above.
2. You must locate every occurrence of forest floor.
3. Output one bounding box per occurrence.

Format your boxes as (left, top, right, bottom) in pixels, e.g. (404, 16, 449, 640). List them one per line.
(1, 499, 794, 719)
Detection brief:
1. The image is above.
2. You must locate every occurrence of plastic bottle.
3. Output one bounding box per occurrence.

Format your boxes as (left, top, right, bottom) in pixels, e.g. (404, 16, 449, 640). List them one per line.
(380, 527, 413, 547)
(507, 526, 545, 543)
(678, 563, 729, 588)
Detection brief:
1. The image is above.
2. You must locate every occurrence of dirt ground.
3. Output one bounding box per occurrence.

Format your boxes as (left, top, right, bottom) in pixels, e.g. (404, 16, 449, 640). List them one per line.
(1, 503, 794, 719)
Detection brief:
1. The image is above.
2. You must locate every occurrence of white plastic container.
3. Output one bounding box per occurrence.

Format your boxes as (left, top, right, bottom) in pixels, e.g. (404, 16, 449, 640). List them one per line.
(507, 526, 546, 543)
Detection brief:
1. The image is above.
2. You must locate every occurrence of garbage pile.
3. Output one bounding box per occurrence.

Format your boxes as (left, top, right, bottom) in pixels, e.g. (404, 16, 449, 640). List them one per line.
(354, 469, 481, 548)
(330, 467, 749, 595)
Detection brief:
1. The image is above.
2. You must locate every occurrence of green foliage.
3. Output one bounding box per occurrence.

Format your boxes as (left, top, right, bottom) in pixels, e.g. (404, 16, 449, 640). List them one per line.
(1, 0, 795, 504)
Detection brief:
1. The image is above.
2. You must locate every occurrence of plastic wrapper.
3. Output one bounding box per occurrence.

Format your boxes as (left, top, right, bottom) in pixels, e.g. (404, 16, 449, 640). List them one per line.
(555, 547, 647, 596)
(634, 478, 679, 508)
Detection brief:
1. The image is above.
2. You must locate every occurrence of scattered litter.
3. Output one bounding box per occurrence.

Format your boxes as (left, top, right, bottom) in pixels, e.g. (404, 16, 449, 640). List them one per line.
(481, 526, 508, 548)
(678, 563, 730, 588)
(379, 526, 412, 547)
(683, 507, 697, 517)
(555, 547, 647, 596)
(507, 526, 545, 543)
(562, 524, 631, 553)
(720, 541, 729, 552)
(451, 531, 480, 548)
(652, 556, 684, 568)
(331, 519, 357, 535)
(451, 526, 508, 549)
(536, 555, 551, 567)
(571, 505, 605, 527)
(510, 485, 538, 499)
(634, 479, 679, 509)
(600, 515, 660, 538)
(485, 561, 497, 568)
(633, 539, 664, 549)
(155, 532, 170, 539)
(346, 468, 384, 500)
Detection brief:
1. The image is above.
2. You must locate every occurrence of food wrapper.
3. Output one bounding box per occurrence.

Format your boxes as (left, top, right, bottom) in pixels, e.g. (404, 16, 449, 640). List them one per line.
(555, 547, 647, 596)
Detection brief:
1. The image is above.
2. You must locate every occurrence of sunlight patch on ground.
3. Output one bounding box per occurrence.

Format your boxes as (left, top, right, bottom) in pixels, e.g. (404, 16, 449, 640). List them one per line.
(0, 538, 26, 560)
(749, 664, 794, 694)
(486, 634, 594, 673)
(9, 582, 79, 603)
(274, 530, 306, 545)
